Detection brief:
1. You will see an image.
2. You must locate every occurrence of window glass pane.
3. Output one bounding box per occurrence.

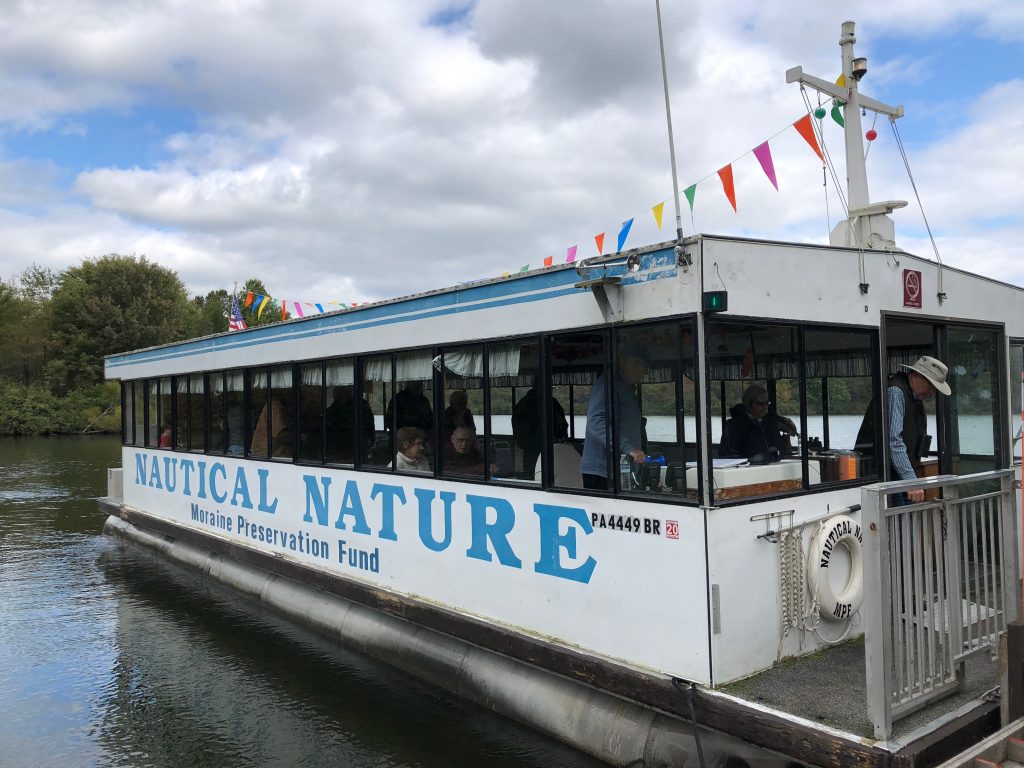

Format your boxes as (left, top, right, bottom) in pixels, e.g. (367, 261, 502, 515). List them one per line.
(133, 383, 145, 446)
(325, 359, 365, 465)
(804, 327, 877, 482)
(708, 322, 800, 501)
(173, 376, 188, 450)
(947, 326, 1000, 475)
(269, 364, 293, 460)
(441, 345, 486, 478)
(500, 340, 544, 482)
(298, 362, 324, 463)
(188, 374, 205, 452)
(553, 331, 607, 490)
(615, 321, 697, 499)
(1013, 343, 1023, 465)
(225, 371, 244, 456)
(122, 382, 133, 445)
(363, 355, 393, 468)
(390, 350, 434, 472)
(247, 369, 269, 459)
(157, 377, 172, 448)
(209, 373, 226, 454)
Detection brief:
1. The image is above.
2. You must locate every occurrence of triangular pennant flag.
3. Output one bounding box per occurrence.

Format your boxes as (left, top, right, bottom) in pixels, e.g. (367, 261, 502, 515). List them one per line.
(566, 244, 578, 263)
(752, 141, 779, 190)
(830, 101, 845, 127)
(315, 303, 324, 313)
(651, 202, 665, 230)
(251, 294, 264, 314)
(594, 232, 605, 254)
(683, 184, 696, 212)
(257, 296, 270, 319)
(543, 255, 553, 267)
(616, 218, 634, 252)
(501, 272, 511, 277)
(519, 264, 529, 273)
(717, 164, 737, 212)
(294, 301, 304, 318)
(793, 114, 824, 162)
(244, 291, 253, 308)
(282, 302, 287, 321)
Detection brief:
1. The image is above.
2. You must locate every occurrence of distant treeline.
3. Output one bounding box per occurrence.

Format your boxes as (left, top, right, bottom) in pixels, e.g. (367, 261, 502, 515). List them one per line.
(0, 255, 282, 436)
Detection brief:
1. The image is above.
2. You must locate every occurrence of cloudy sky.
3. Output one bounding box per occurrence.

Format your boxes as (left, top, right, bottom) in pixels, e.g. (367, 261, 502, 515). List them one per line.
(0, 0, 1021, 306)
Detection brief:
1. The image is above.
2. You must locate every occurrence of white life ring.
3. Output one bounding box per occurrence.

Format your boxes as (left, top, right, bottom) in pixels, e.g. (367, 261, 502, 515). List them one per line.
(806, 514, 864, 622)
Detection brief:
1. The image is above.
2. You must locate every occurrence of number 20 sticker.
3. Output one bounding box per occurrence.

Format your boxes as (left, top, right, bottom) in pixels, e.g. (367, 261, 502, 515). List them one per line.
(665, 520, 679, 539)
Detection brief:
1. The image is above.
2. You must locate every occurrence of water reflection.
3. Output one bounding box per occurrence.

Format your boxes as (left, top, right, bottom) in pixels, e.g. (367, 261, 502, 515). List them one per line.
(0, 436, 602, 768)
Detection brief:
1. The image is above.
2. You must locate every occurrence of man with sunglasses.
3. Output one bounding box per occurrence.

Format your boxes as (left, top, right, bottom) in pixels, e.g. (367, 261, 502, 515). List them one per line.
(719, 384, 790, 462)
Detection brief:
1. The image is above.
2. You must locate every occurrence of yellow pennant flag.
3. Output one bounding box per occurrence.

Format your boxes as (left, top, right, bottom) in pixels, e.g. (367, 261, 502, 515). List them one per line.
(651, 201, 665, 230)
(257, 296, 270, 319)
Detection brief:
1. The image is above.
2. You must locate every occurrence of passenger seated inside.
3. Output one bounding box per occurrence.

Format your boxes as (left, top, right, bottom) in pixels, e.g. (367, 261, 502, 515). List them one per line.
(719, 385, 794, 463)
(390, 426, 431, 473)
(445, 425, 493, 477)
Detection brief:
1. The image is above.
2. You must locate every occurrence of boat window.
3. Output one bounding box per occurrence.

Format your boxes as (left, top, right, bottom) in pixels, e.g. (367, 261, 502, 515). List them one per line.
(148, 377, 171, 449)
(805, 327, 878, 483)
(132, 381, 145, 447)
(298, 361, 324, 464)
(268, 364, 293, 461)
(225, 371, 244, 456)
(1012, 341, 1023, 466)
(550, 330, 608, 491)
(188, 373, 205, 452)
(121, 382, 134, 445)
(440, 344, 486, 479)
(615, 321, 698, 499)
(324, 358, 360, 466)
(362, 354, 393, 469)
(173, 376, 188, 450)
(707, 322, 802, 501)
(392, 350, 434, 473)
(947, 326, 1001, 475)
(208, 372, 227, 454)
(246, 368, 270, 459)
(497, 338, 541, 483)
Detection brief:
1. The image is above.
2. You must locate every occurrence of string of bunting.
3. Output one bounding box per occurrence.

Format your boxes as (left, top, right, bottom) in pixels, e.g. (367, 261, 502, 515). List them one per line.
(240, 290, 365, 322)
(503, 110, 830, 276)
(235, 108, 838, 323)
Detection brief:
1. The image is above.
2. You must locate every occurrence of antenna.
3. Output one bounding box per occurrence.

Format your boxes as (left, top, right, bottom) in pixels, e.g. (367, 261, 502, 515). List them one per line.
(654, 0, 689, 267)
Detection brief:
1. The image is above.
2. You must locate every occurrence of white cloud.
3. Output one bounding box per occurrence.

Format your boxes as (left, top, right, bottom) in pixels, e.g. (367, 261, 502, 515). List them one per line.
(0, 0, 1020, 304)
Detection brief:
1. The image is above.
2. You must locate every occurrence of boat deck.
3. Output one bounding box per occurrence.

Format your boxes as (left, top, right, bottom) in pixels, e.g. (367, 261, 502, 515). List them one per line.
(720, 636, 1000, 740)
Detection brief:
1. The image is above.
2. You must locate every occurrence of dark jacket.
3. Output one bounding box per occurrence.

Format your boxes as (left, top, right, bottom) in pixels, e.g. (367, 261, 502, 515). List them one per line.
(719, 403, 787, 460)
(855, 371, 927, 479)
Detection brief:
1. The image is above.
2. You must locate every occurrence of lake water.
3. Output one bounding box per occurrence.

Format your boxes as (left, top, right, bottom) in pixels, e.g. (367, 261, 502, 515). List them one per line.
(0, 436, 608, 768)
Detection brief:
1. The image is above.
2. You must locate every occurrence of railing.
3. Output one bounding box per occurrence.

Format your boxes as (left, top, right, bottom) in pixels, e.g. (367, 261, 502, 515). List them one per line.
(861, 470, 1019, 741)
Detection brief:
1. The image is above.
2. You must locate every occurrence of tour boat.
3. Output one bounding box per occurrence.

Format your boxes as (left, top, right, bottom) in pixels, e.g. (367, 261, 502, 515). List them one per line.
(100, 22, 1024, 768)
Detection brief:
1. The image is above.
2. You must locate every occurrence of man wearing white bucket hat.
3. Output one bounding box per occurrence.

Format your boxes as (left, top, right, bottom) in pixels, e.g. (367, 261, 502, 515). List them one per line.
(858, 355, 950, 505)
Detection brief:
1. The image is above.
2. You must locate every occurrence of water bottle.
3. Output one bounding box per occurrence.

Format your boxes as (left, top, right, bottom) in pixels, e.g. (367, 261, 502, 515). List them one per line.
(619, 454, 631, 490)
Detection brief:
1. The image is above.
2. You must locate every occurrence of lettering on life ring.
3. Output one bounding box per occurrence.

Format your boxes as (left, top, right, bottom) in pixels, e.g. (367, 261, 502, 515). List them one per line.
(806, 514, 864, 622)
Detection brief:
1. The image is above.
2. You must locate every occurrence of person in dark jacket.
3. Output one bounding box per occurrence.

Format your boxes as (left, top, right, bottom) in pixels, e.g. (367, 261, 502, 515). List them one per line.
(855, 355, 949, 504)
(719, 385, 789, 461)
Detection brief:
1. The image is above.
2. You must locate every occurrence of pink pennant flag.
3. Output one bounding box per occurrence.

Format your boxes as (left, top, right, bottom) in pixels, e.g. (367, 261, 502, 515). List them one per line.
(594, 232, 605, 254)
(717, 164, 737, 212)
(294, 301, 305, 318)
(752, 141, 778, 190)
(566, 244, 578, 263)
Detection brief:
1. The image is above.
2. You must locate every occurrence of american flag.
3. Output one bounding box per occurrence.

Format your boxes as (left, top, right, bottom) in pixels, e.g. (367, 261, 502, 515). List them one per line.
(228, 295, 248, 332)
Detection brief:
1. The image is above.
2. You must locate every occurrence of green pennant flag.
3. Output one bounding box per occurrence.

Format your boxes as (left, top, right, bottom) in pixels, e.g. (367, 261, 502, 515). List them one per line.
(519, 264, 530, 273)
(831, 101, 845, 127)
(683, 184, 697, 212)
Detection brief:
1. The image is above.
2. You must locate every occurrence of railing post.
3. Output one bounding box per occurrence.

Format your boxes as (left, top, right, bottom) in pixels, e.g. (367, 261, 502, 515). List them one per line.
(1004, 622, 1024, 724)
(1000, 471, 1021, 624)
(862, 483, 893, 740)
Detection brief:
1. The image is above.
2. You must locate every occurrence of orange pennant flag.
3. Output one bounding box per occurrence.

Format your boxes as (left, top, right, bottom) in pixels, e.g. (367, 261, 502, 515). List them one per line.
(717, 164, 737, 212)
(282, 302, 287, 321)
(543, 255, 553, 267)
(244, 291, 253, 308)
(594, 232, 605, 254)
(651, 201, 665, 230)
(793, 114, 824, 162)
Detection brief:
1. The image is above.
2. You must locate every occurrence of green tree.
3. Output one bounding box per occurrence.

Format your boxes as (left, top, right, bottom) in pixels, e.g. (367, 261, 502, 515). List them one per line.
(0, 265, 54, 386)
(239, 278, 286, 327)
(191, 289, 229, 337)
(45, 254, 195, 393)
